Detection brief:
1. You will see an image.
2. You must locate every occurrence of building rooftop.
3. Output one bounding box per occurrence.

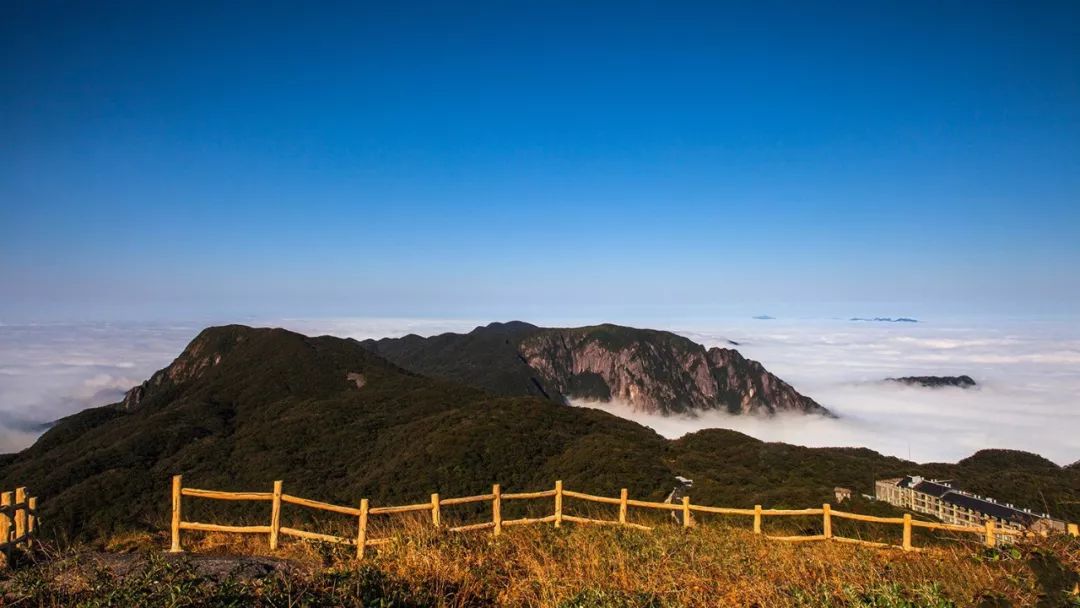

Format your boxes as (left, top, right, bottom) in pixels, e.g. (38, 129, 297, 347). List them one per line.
(883, 475, 1055, 526)
(942, 492, 1039, 526)
(912, 480, 953, 498)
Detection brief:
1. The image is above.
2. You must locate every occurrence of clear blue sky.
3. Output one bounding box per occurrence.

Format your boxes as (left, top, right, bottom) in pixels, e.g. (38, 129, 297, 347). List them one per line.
(2, 1, 1078, 322)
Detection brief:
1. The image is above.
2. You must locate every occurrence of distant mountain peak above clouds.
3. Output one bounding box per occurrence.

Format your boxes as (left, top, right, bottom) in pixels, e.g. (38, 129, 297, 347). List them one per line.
(362, 322, 830, 417)
(477, 320, 539, 333)
(886, 375, 977, 389)
(850, 317, 919, 323)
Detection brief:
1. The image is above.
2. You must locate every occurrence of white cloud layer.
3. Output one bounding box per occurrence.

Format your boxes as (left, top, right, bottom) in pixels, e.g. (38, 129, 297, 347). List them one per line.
(1, 316, 1077, 466)
(0, 322, 201, 452)
(604, 317, 1080, 465)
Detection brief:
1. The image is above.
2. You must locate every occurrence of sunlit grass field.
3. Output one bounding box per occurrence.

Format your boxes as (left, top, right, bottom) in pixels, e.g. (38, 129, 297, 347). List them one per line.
(3, 516, 1076, 607)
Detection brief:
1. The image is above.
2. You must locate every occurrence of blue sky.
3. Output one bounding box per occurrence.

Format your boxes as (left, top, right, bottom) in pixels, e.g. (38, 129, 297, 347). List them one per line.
(2, 1, 1079, 322)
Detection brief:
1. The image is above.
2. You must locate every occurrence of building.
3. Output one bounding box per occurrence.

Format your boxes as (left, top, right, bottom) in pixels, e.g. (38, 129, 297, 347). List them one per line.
(875, 476, 1066, 538)
(834, 487, 852, 504)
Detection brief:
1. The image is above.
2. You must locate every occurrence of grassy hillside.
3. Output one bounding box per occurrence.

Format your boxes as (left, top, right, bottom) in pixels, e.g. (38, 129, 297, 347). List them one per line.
(0, 325, 1076, 543)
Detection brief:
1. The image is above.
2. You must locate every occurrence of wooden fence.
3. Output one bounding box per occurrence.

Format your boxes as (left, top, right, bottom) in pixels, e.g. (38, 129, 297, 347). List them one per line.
(0, 487, 38, 564)
(169, 476, 1078, 558)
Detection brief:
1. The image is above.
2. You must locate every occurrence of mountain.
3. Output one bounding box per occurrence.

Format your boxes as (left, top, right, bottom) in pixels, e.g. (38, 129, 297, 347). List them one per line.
(0, 325, 670, 539)
(850, 317, 919, 323)
(0, 325, 1076, 541)
(361, 322, 830, 416)
(886, 375, 977, 389)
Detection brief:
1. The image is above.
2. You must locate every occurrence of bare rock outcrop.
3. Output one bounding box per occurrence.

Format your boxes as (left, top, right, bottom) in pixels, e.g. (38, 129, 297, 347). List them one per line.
(517, 325, 830, 416)
(119, 326, 244, 410)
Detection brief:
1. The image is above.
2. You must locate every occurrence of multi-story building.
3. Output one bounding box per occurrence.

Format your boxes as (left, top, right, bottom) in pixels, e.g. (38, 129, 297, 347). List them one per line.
(875, 476, 1065, 537)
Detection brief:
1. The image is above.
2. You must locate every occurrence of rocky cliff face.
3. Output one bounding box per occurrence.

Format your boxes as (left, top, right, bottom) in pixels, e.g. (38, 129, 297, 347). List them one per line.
(517, 325, 830, 416)
(706, 348, 827, 415)
(363, 322, 831, 417)
(119, 326, 245, 410)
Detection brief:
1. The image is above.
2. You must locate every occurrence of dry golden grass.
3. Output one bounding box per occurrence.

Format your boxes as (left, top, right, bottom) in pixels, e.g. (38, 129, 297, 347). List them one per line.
(171, 515, 1077, 607)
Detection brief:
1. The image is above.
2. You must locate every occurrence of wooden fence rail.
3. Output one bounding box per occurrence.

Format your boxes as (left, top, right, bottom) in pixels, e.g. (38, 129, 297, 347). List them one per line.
(0, 487, 38, 566)
(168, 476, 1079, 559)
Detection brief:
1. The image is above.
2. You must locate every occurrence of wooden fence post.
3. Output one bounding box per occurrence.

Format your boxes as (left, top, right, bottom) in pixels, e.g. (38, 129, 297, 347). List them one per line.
(492, 484, 502, 536)
(902, 514, 912, 551)
(554, 480, 563, 528)
(0, 491, 9, 564)
(154, 478, 1064, 558)
(170, 476, 182, 553)
(26, 497, 36, 546)
(1067, 523, 1077, 537)
(356, 498, 369, 560)
(269, 481, 282, 551)
(14, 488, 25, 544)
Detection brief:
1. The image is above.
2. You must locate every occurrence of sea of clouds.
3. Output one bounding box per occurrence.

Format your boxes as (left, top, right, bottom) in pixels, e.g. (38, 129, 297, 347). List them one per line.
(642, 317, 1080, 465)
(1, 316, 1077, 465)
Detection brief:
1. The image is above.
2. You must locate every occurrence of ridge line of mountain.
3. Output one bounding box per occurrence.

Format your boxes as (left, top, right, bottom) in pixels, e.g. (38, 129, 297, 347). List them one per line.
(360, 320, 831, 417)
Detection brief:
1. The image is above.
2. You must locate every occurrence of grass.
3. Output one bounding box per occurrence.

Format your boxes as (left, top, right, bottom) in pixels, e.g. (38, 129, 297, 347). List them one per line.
(2, 518, 1076, 607)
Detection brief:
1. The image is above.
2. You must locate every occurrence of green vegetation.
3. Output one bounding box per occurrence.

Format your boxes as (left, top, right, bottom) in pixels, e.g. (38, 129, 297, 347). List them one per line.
(360, 321, 554, 400)
(541, 323, 702, 353)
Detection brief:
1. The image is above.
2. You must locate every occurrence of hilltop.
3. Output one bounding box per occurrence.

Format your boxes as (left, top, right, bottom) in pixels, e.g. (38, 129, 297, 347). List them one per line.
(0, 324, 1076, 542)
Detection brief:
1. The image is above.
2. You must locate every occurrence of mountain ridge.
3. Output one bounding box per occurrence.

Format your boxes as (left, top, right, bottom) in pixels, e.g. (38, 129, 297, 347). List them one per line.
(362, 321, 831, 416)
